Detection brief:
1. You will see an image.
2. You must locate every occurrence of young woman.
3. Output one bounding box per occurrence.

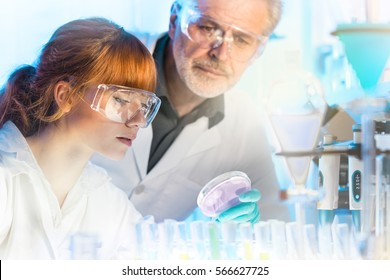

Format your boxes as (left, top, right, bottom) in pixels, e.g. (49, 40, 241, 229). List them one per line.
(0, 17, 160, 259)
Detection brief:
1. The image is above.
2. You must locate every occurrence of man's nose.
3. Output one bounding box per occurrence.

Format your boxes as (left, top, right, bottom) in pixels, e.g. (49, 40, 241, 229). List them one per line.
(208, 37, 232, 61)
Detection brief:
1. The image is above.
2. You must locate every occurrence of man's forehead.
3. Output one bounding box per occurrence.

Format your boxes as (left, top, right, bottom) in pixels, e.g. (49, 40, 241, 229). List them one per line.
(187, 0, 269, 35)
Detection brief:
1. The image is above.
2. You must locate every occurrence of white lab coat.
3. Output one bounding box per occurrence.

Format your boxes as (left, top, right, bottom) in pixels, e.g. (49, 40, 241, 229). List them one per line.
(0, 121, 142, 259)
(91, 33, 291, 222)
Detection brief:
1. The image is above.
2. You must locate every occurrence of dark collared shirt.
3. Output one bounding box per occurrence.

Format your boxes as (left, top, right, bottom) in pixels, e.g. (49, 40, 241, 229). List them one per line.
(147, 34, 225, 172)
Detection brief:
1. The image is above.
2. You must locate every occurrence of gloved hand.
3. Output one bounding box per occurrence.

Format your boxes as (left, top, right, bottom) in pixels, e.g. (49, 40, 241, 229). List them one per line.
(216, 189, 261, 224)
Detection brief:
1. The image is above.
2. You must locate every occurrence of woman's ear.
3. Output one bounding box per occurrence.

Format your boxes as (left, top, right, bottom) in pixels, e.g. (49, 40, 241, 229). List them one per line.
(53, 81, 72, 113)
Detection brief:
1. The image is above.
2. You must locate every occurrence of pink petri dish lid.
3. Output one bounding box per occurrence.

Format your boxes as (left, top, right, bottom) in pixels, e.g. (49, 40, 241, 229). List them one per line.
(197, 171, 251, 217)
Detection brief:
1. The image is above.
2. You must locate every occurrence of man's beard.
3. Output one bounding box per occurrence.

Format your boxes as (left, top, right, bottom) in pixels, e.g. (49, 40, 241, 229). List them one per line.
(174, 45, 237, 98)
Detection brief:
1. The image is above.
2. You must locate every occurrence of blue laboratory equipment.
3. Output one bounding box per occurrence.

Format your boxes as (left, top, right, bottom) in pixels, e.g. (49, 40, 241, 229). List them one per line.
(332, 11, 390, 258)
(348, 124, 363, 232)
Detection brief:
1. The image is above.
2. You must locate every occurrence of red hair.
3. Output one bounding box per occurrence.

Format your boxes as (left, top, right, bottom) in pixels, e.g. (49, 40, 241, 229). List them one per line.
(0, 17, 157, 136)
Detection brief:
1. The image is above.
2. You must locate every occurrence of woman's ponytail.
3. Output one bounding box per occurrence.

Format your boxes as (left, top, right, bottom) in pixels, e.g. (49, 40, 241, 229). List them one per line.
(0, 65, 38, 136)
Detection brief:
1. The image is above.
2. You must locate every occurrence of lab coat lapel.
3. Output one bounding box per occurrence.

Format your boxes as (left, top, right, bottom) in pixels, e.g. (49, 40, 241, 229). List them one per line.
(132, 125, 153, 179)
(147, 117, 221, 178)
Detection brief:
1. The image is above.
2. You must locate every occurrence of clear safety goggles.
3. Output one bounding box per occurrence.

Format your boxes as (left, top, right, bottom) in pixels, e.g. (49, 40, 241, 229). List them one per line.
(90, 84, 161, 128)
(180, 7, 268, 62)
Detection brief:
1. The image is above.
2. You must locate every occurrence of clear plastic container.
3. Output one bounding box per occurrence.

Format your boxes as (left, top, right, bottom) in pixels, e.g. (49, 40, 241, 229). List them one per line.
(197, 171, 251, 217)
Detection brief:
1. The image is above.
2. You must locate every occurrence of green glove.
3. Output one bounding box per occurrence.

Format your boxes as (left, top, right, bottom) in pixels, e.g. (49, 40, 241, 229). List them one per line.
(217, 189, 261, 223)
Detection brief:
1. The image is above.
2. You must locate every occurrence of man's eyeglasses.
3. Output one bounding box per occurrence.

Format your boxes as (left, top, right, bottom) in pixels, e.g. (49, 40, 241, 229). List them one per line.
(90, 84, 161, 128)
(179, 7, 268, 62)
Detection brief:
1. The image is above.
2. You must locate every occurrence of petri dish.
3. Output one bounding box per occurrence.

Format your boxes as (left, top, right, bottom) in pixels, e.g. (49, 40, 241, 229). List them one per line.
(197, 171, 251, 217)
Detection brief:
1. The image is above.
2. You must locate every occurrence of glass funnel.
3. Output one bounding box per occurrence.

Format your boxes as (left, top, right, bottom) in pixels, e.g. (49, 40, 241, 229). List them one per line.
(265, 53, 328, 258)
(265, 55, 328, 203)
(332, 23, 390, 93)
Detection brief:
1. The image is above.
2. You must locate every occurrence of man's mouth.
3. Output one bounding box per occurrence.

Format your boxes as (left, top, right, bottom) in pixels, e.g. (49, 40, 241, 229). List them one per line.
(195, 65, 226, 77)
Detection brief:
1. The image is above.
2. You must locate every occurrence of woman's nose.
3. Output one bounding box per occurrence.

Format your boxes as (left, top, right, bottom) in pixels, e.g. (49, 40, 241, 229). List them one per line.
(125, 109, 147, 128)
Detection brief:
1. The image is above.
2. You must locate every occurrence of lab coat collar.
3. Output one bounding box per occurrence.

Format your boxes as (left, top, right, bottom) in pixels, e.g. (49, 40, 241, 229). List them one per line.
(0, 121, 111, 191)
(0, 121, 40, 175)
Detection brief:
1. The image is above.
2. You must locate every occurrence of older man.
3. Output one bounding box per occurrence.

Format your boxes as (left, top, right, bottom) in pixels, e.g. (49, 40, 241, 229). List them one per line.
(92, 0, 289, 223)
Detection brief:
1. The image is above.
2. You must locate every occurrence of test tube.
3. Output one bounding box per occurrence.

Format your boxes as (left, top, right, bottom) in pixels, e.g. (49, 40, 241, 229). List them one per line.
(158, 219, 176, 259)
(238, 222, 254, 260)
(253, 221, 271, 260)
(332, 223, 350, 259)
(207, 221, 221, 260)
(172, 221, 190, 260)
(133, 223, 144, 259)
(128, 223, 139, 259)
(156, 222, 168, 259)
(304, 224, 319, 259)
(220, 221, 238, 259)
(190, 221, 207, 260)
(140, 221, 158, 260)
(269, 220, 287, 259)
(318, 223, 333, 259)
(285, 222, 299, 259)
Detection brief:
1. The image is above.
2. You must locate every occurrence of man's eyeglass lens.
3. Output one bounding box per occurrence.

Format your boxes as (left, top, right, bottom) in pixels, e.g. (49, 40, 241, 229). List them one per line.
(182, 12, 267, 61)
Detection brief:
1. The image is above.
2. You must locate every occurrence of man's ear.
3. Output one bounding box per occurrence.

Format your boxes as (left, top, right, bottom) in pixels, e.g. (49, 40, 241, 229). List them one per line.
(53, 81, 72, 113)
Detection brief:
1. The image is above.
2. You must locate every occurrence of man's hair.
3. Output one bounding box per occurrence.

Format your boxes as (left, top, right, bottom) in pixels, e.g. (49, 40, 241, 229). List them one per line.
(172, 0, 283, 36)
